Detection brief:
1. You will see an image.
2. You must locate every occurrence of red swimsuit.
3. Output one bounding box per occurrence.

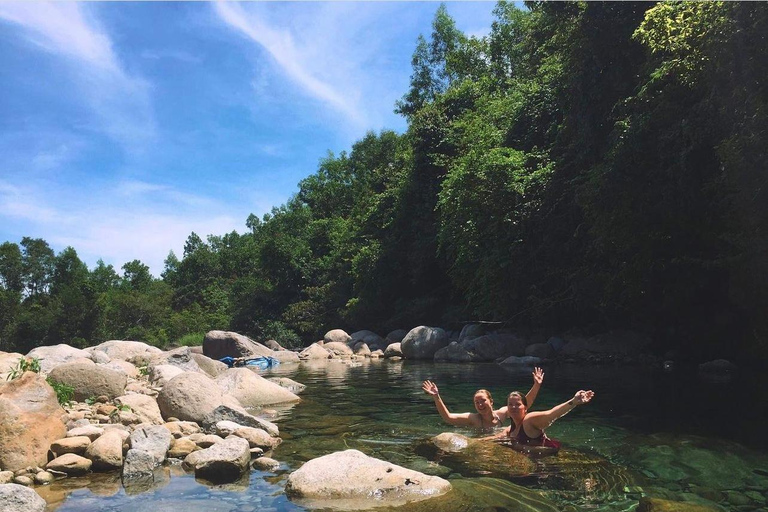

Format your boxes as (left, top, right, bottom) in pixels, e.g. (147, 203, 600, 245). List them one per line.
(509, 424, 561, 450)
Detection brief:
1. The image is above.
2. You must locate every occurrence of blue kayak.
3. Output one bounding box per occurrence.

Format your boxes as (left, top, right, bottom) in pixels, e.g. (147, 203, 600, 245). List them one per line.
(219, 356, 279, 370)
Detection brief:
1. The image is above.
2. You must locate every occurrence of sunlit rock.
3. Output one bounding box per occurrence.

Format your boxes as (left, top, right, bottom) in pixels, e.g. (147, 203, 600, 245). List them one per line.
(286, 449, 451, 509)
(401, 326, 449, 360)
(0, 372, 67, 471)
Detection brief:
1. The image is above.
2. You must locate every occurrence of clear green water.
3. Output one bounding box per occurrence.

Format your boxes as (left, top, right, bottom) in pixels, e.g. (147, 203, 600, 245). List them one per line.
(43, 360, 768, 512)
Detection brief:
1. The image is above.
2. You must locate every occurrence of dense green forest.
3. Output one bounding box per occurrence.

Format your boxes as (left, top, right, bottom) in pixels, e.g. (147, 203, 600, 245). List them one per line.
(1, 2, 766, 363)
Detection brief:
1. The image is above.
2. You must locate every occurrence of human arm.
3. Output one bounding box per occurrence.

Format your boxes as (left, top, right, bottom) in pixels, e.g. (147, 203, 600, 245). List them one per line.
(525, 390, 594, 431)
(525, 367, 544, 409)
(422, 380, 475, 427)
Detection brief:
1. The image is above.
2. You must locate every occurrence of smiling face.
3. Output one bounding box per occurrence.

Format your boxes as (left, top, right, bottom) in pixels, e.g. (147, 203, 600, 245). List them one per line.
(473, 390, 493, 414)
(507, 392, 527, 421)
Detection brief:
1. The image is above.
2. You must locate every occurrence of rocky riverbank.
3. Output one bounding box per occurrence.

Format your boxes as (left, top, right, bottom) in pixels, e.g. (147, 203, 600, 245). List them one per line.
(0, 327, 735, 512)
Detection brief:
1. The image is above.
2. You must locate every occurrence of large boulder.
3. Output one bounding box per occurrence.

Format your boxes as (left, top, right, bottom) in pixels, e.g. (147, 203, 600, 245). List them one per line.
(202, 404, 279, 437)
(0, 483, 47, 512)
(0, 352, 24, 381)
(148, 364, 185, 387)
(191, 353, 228, 378)
(85, 429, 124, 471)
(0, 372, 67, 471)
(383, 343, 403, 358)
(324, 329, 351, 345)
(47, 361, 127, 401)
(156, 372, 224, 423)
(300, 342, 333, 360)
(203, 330, 273, 360)
(215, 368, 300, 407)
(285, 449, 451, 509)
(128, 425, 172, 464)
(26, 344, 93, 375)
(323, 342, 354, 358)
(183, 436, 250, 483)
(142, 347, 203, 373)
(462, 333, 528, 361)
(350, 330, 386, 351)
(434, 342, 479, 362)
(103, 360, 140, 378)
(400, 326, 449, 360)
(87, 340, 162, 362)
(115, 394, 164, 425)
(458, 323, 487, 343)
(46, 453, 92, 475)
(385, 329, 408, 344)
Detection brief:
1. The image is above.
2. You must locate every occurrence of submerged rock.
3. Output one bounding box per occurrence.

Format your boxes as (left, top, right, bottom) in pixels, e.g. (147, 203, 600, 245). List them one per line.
(637, 497, 720, 512)
(285, 449, 451, 509)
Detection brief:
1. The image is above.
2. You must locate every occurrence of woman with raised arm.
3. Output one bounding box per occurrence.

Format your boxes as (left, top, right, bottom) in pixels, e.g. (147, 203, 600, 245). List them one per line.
(422, 367, 544, 430)
(502, 389, 594, 453)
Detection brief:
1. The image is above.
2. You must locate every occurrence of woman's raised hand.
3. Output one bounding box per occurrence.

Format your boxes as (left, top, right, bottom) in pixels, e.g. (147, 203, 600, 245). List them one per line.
(573, 390, 594, 405)
(422, 380, 439, 397)
(532, 367, 544, 385)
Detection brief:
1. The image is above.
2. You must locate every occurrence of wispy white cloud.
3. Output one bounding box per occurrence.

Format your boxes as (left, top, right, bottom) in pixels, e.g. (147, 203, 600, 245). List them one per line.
(0, 176, 262, 276)
(213, 1, 369, 129)
(140, 48, 201, 64)
(0, 2, 155, 150)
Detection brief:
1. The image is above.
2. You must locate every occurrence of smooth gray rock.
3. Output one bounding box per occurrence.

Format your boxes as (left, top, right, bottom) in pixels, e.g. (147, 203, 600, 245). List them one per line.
(202, 405, 279, 437)
(434, 342, 479, 362)
(401, 326, 449, 360)
(203, 330, 274, 360)
(383, 343, 403, 358)
(462, 333, 528, 360)
(350, 330, 386, 351)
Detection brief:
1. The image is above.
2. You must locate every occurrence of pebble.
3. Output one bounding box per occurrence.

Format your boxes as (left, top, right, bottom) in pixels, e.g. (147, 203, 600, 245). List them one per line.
(34, 471, 56, 485)
(13, 475, 34, 486)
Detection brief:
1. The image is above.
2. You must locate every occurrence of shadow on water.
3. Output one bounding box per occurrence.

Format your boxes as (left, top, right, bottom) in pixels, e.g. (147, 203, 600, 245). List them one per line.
(43, 359, 768, 512)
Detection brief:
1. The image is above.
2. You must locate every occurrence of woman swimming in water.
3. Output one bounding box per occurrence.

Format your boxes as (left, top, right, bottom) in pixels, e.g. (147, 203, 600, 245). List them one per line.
(421, 367, 544, 430)
(501, 388, 594, 454)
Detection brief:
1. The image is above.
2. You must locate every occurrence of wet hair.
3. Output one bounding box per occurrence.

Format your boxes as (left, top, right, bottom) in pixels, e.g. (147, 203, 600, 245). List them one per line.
(474, 389, 493, 403)
(507, 391, 528, 407)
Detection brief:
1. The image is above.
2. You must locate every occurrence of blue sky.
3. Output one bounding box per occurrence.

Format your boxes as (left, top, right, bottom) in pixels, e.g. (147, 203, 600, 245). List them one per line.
(0, 2, 497, 276)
